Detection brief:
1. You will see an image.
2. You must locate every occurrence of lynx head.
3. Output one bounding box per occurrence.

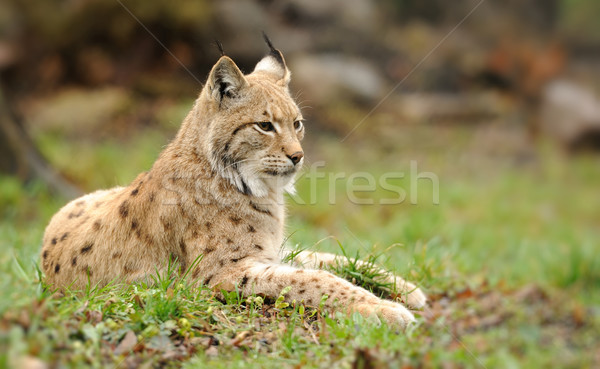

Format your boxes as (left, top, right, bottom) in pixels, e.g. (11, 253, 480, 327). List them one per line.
(198, 38, 304, 198)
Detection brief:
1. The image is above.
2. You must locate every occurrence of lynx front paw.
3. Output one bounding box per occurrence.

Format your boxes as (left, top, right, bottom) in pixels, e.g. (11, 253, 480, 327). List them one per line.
(404, 285, 427, 309)
(353, 301, 416, 328)
(392, 278, 427, 309)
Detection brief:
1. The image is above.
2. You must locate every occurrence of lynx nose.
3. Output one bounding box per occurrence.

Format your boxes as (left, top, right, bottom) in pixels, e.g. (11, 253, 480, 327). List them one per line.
(287, 151, 304, 166)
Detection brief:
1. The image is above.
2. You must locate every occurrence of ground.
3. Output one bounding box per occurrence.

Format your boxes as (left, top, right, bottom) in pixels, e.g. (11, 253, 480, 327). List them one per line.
(1, 99, 599, 368)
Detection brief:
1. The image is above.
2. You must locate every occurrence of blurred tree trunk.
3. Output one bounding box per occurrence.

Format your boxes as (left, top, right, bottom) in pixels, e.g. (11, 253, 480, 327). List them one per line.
(0, 87, 82, 199)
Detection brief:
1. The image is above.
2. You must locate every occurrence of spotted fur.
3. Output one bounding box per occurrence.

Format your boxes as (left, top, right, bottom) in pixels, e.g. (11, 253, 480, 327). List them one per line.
(40, 42, 425, 327)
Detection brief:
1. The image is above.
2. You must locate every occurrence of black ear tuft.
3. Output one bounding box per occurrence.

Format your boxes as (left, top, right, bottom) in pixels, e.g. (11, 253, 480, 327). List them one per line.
(255, 33, 290, 85)
(215, 39, 225, 56)
(262, 32, 285, 67)
(262, 32, 276, 52)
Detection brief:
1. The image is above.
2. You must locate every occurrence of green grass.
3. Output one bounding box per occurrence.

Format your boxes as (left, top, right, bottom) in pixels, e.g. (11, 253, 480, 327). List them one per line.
(1, 120, 599, 368)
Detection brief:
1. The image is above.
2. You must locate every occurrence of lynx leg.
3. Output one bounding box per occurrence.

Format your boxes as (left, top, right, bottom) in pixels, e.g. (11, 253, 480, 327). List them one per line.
(213, 261, 416, 328)
(291, 250, 427, 309)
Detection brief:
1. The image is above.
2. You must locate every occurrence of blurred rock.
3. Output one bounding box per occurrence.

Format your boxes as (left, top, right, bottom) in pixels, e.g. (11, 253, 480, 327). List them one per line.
(291, 54, 385, 102)
(26, 87, 132, 137)
(540, 79, 600, 151)
(394, 92, 506, 123)
(285, 0, 377, 31)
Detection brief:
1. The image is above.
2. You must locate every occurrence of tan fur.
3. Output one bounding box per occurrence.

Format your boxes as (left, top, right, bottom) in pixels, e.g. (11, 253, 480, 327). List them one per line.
(41, 45, 426, 327)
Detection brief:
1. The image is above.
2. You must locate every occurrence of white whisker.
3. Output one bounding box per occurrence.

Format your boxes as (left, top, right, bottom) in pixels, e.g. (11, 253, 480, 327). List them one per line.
(222, 158, 257, 171)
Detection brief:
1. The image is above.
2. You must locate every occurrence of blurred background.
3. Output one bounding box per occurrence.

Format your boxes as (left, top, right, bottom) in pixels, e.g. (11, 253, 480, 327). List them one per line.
(1, 0, 599, 366)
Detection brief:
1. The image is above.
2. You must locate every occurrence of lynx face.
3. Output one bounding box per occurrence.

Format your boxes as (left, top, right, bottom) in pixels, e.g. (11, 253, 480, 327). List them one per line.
(200, 50, 305, 197)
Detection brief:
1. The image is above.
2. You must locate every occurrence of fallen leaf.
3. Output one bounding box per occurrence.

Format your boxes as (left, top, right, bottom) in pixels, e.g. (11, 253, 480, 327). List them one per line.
(17, 310, 31, 329)
(454, 288, 473, 300)
(572, 304, 586, 327)
(103, 298, 116, 309)
(513, 284, 547, 302)
(86, 310, 103, 324)
(351, 348, 379, 369)
(133, 295, 144, 308)
(190, 337, 211, 347)
(75, 301, 89, 315)
(114, 330, 137, 355)
(16, 356, 47, 369)
(231, 331, 251, 347)
(205, 346, 218, 357)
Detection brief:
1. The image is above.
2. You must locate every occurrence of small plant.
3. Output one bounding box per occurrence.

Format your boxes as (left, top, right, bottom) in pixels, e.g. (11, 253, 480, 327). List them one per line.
(274, 286, 292, 310)
(327, 242, 395, 299)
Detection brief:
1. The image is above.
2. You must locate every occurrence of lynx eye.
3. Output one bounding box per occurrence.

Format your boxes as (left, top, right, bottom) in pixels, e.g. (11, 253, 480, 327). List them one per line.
(256, 121, 275, 132)
(293, 120, 303, 130)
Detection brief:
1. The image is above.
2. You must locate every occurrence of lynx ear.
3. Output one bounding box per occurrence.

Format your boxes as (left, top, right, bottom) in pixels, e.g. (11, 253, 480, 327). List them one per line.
(254, 33, 291, 86)
(206, 56, 248, 103)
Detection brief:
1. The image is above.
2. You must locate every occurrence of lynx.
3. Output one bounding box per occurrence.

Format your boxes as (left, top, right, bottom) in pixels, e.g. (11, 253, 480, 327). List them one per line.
(41, 38, 426, 327)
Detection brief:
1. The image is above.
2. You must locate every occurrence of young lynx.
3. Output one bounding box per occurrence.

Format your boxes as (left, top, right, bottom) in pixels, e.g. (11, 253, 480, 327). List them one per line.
(41, 37, 426, 327)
